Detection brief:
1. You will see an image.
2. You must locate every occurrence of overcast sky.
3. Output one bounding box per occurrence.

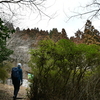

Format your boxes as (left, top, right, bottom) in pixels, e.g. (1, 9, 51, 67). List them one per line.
(16, 0, 100, 38)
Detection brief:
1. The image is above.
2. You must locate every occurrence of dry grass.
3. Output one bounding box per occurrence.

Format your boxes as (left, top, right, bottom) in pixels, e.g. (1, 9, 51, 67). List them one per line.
(0, 83, 29, 100)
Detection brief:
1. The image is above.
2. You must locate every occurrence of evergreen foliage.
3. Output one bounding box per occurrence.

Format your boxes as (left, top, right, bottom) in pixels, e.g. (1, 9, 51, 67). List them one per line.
(0, 18, 14, 63)
(0, 18, 14, 82)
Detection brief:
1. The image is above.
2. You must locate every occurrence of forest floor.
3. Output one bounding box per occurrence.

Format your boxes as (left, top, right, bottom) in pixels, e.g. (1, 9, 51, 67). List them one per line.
(0, 83, 29, 100)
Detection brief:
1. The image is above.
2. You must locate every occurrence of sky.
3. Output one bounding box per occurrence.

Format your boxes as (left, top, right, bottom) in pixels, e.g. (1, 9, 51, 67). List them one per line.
(13, 0, 100, 38)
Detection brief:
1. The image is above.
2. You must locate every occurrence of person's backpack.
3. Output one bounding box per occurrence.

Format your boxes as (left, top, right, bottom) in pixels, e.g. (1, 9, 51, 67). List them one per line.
(12, 67, 20, 79)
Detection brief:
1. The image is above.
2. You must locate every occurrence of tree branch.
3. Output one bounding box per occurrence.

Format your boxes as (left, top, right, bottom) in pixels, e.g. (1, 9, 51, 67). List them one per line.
(66, 0, 100, 22)
(66, 9, 100, 22)
(0, 0, 53, 24)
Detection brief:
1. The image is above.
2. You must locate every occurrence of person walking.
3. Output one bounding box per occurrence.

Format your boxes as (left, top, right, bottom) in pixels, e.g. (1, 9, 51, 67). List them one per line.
(11, 63, 23, 100)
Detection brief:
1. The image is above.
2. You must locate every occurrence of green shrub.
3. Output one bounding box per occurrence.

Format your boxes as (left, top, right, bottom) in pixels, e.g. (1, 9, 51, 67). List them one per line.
(28, 39, 100, 100)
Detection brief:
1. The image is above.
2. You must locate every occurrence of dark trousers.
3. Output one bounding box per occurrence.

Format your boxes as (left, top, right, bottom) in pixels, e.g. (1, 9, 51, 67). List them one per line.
(12, 78, 20, 98)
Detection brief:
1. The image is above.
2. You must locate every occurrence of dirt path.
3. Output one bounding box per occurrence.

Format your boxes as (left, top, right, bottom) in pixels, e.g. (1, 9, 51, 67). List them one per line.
(0, 83, 29, 100)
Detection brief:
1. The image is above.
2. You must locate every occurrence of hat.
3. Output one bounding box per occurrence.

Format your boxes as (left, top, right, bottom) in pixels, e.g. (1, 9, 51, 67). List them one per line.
(17, 63, 22, 67)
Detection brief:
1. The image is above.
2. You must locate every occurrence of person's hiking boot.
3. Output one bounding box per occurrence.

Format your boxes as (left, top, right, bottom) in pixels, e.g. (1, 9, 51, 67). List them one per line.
(13, 95, 16, 100)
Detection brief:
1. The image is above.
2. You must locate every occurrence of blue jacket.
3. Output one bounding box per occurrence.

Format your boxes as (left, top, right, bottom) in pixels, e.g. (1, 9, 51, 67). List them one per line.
(11, 65, 23, 82)
(18, 65, 23, 82)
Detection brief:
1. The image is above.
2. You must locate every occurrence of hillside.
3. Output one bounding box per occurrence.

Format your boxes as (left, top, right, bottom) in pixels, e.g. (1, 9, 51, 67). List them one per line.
(7, 20, 100, 79)
(7, 28, 69, 78)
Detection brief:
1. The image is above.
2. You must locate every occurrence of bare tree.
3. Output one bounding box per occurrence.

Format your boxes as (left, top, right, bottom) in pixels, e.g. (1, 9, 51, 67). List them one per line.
(0, 0, 53, 24)
(66, 0, 100, 22)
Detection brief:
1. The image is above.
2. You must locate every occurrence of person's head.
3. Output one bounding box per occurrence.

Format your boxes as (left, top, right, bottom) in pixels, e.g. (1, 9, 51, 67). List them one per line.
(17, 63, 22, 68)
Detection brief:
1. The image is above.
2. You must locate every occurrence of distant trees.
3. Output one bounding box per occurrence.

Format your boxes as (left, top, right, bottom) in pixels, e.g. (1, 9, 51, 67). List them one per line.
(71, 20, 100, 45)
(49, 28, 69, 42)
(83, 20, 100, 45)
(28, 39, 100, 100)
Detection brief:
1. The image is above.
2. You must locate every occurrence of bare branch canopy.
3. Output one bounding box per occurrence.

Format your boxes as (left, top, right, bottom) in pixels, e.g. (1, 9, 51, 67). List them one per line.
(66, 0, 100, 22)
(0, 0, 52, 22)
